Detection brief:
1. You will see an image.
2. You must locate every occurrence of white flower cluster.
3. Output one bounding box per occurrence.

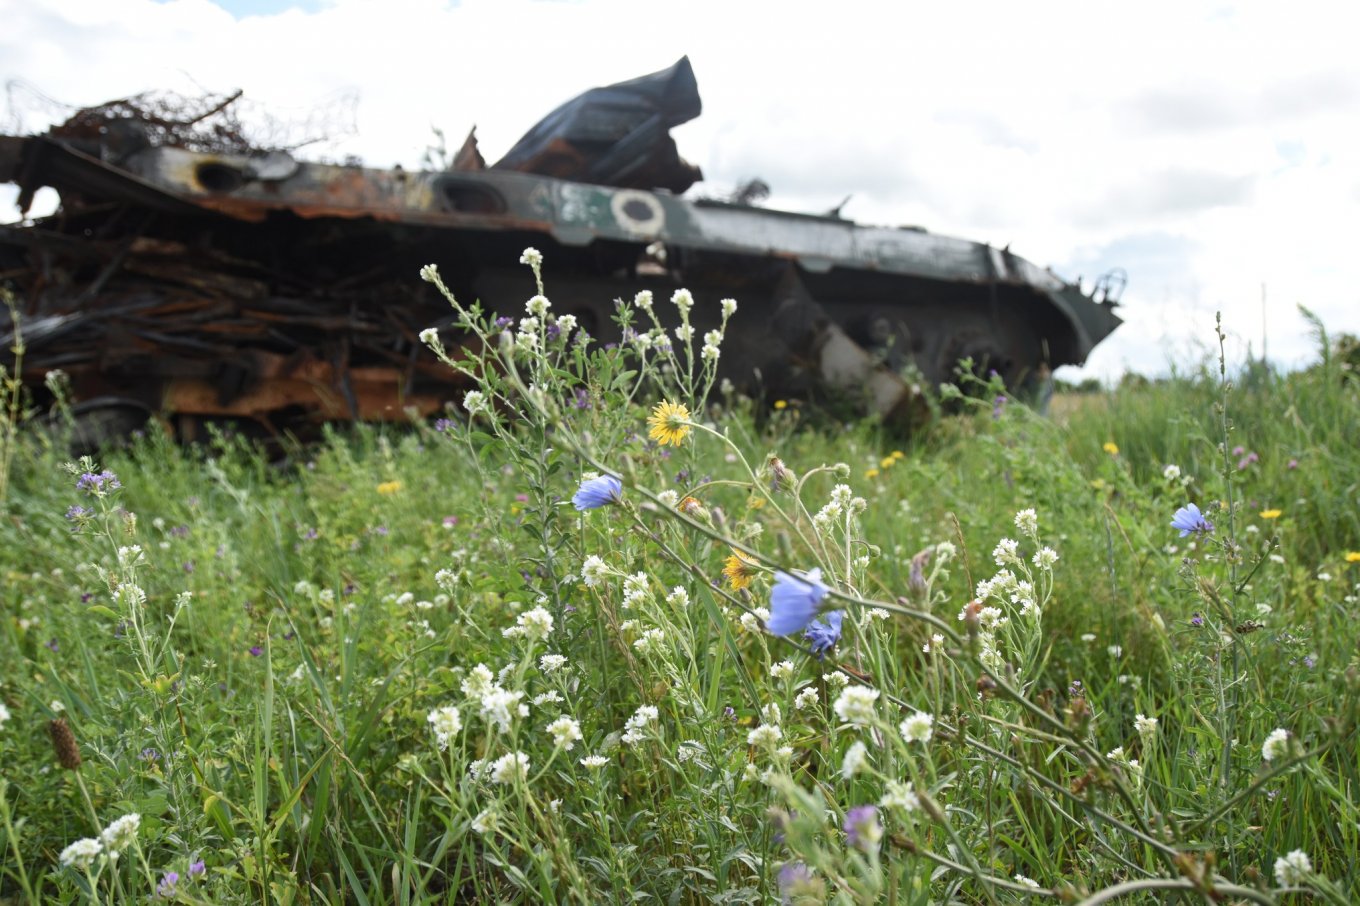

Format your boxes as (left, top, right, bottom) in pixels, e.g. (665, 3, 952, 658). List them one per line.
(427, 705, 462, 750)
(841, 740, 868, 778)
(463, 390, 487, 415)
(622, 572, 651, 609)
(539, 653, 568, 673)
(1014, 508, 1038, 538)
(462, 663, 528, 733)
(489, 751, 530, 785)
(546, 715, 583, 750)
(899, 710, 934, 744)
(100, 813, 140, 856)
(832, 686, 880, 727)
(581, 555, 610, 588)
(59, 837, 104, 870)
(1262, 727, 1290, 762)
(503, 605, 554, 641)
(1273, 849, 1312, 886)
(621, 704, 659, 747)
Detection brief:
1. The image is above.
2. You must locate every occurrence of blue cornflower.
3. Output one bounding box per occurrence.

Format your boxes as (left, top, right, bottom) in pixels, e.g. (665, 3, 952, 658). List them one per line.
(803, 610, 844, 657)
(572, 475, 622, 511)
(768, 568, 829, 636)
(1170, 503, 1214, 537)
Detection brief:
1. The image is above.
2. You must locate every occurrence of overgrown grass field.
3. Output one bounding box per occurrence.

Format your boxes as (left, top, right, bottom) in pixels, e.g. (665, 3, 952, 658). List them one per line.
(1, 256, 1357, 904)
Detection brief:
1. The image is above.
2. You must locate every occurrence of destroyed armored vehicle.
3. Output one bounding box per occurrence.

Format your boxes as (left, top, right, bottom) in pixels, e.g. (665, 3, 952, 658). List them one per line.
(0, 58, 1121, 442)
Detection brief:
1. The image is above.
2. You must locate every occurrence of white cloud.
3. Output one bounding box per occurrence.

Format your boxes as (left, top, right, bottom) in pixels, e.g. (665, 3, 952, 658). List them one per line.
(2, 0, 1358, 380)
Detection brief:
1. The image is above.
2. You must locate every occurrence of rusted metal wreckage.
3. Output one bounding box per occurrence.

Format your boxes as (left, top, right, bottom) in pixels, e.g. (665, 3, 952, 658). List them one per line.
(0, 58, 1122, 443)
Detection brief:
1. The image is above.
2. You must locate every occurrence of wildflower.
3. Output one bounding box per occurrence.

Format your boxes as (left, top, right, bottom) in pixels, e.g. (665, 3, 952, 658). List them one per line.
(519, 247, 542, 269)
(100, 813, 140, 855)
(880, 780, 919, 812)
(633, 628, 665, 653)
(59, 838, 103, 870)
(773, 399, 787, 410)
(656, 489, 680, 508)
(470, 808, 499, 836)
(1262, 727, 1290, 762)
(539, 653, 567, 673)
(823, 671, 849, 689)
(1259, 509, 1282, 520)
(721, 298, 738, 317)
(581, 555, 610, 587)
(779, 862, 820, 903)
(670, 288, 694, 315)
(767, 568, 830, 636)
(922, 633, 945, 654)
(899, 710, 934, 743)
(76, 470, 121, 494)
(505, 606, 554, 641)
(572, 475, 623, 511)
(1274, 849, 1312, 886)
(376, 480, 402, 495)
(723, 549, 760, 591)
(533, 690, 563, 706)
(525, 294, 551, 317)
(1237, 451, 1259, 470)
(844, 805, 882, 851)
(992, 538, 1019, 566)
(675, 324, 694, 342)
(1014, 875, 1041, 890)
(459, 390, 488, 417)
(1163, 464, 1182, 481)
(157, 871, 180, 898)
(489, 751, 530, 785)
(794, 687, 819, 710)
(0, 703, 8, 728)
(841, 740, 868, 778)
(1014, 508, 1038, 537)
(747, 724, 783, 749)
(770, 660, 796, 679)
(665, 586, 690, 609)
(647, 400, 692, 446)
(803, 610, 844, 657)
(427, 706, 462, 749)
(546, 716, 583, 750)
(832, 686, 880, 727)
(189, 859, 206, 877)
(1032, 546, 1059, 569)
(1135, 713, 1158, 740)
(1170, 503, 1214, 537)
(1347, 552, 1360, 563)
(1103, 441, 1119, 455)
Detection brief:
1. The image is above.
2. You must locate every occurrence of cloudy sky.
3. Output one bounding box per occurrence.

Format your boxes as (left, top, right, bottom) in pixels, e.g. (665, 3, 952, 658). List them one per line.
(4, 0, 1358, 381)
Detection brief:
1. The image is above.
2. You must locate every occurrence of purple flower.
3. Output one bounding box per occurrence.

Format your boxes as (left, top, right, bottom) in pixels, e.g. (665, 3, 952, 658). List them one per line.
(767, 569, 829, 636)
(778, 862, 814, 903)
(156, 871, 179, 898)
(1236, 451, 1259, 470)
(1287, 458, 1299, 470)
(45, 638, 59, 652)
(65, 504, 92, 523)
(494, 316, 515, 329)
(170, 525, 190, 538)
(1170, 503, 1214, 537)
(442, 515, 458, 527)
(803, 610, 844, 657)
(844, 805, 882, 851)
(248, 646, 263, 657)
(573, 388, 592, 410)
(572, 475, 622, 510)
(434, 418, 454, 432)
(75, 470, 121, 494)
(992, 395, 1007, 419)
(1190, 612, 1204, 627)
(302, 528, 318, 541)
(189, 859, 206, 877)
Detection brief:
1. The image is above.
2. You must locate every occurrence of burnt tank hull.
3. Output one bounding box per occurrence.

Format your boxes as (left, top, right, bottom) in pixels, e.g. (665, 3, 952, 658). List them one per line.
(0, 61, 1120, 439)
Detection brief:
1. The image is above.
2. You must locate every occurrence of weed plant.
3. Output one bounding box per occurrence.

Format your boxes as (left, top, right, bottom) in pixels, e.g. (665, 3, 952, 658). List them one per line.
(0, 254, 1356, 903)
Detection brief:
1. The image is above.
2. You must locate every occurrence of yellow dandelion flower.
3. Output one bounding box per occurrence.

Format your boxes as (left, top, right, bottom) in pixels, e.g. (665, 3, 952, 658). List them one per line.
(376, 480, 403, 495)
(648, 400, 692, 446)
(890, 450, 905, 460)
(1259, 509, 1282, 520)
(1345, 551, 1360, 563)
(880, 456, 895, 469)
(1103, 442, 1120, 456)
(773, 399, 788, 410)
(865, 468, 880, 479)
(723, 549, 759, 591)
